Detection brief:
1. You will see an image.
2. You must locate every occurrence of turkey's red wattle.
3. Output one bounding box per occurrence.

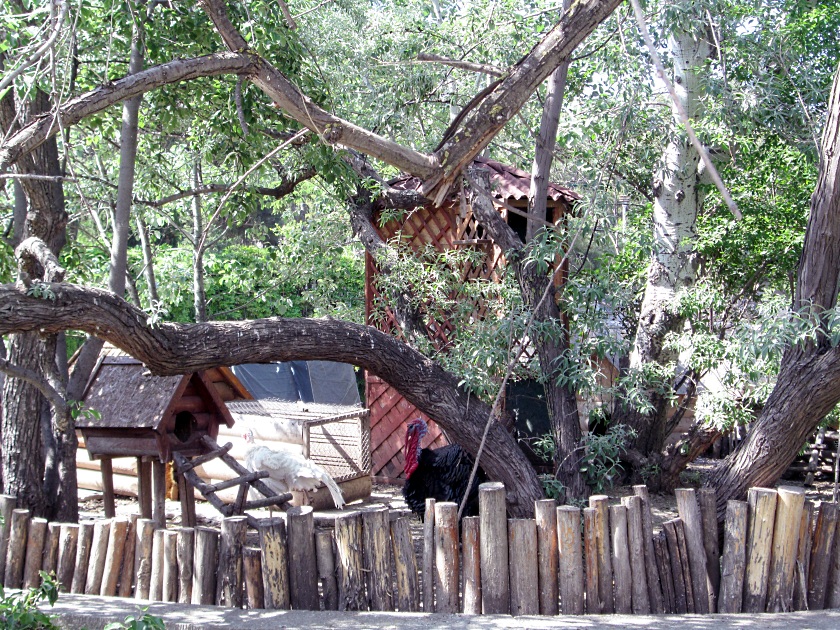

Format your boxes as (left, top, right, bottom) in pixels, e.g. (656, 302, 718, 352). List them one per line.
(404, 432, 420, 478)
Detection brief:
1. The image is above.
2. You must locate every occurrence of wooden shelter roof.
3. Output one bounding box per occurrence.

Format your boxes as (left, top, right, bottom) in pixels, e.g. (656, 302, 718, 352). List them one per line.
(78, 356, 182, 430)
(390, 156, 581, 205)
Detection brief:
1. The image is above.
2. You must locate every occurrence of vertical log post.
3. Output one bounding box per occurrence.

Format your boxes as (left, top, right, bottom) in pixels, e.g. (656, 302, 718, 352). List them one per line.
(461, 516, 480, 615)
(71, 521, 95, 595)
(435, 502, 461, 614)
(335, 512, 366, 611)
(243, 547, 265, 609)
(85, 520, 111, 596)
(674, 518, 696, 613)
(391, 517, 420, 612)
(653, 532, 675, 613)
(151, 459, 166, 529)
(176, 527, 194, 604)
(137, 457, 152, 520)
(55, 523, 79, 593)
(535, 499, 558, 616)
(634, 485, 664, 614)
(422, 497, 435, 612)
(623, 496, 650, 614)
(191, 526, 219, 605)
(287, 506, 319, 610)
(675, 488, 711, 614)
(362, 506, 393, 611)
(809, 501, 839, 610)
(743, 487, 778, 613)
(583, 507, 600, 614)
(479, 482, 509, 614)
(118, 515, 139, 598)
(56, 524, 80, 593)
(767, 486, 805, 612)
(793, 501, 815, 611)
(590, 495, 613, 613)
(718, 500, 748, 614)
(178, 473, 196, 528)
(22, 517, 48, 589)
(162, 529, 178, 602)
(609, 504, 632, 614)
(4, 508, 29, 589)
(100, 456, 116, 519)
(662, 519, 688, 614)
(0, 495, 16, 583)
(134, 519, 155, 601)
(149, 529, 165, 602)
(557, 505, 584, 615)
(316, 530, 339, 611)
(216, 515, 247, 608)
(42, 522, 61, 577)
(100, 517, 129, 597)
(508, 518, 539, 616)
(698, 487, 721, 609)
(258, 519, 289, 610)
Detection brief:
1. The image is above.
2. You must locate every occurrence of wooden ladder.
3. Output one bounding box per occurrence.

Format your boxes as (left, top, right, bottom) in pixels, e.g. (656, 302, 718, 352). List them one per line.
(173, 435, 292, 528)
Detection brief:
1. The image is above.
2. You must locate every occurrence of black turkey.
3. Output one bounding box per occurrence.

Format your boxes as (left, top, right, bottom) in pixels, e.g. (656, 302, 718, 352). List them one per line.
(402, 417, 486, 519)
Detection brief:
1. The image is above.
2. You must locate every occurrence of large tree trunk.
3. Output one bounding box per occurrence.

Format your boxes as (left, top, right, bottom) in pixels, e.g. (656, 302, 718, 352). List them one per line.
(617, 21, 710, 467)
(1, 87, 71, 519)
(707, 63, 840, 515)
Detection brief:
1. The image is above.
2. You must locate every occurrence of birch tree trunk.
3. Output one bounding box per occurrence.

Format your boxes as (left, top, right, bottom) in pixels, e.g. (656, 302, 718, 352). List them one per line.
(618, 20, 711, 473)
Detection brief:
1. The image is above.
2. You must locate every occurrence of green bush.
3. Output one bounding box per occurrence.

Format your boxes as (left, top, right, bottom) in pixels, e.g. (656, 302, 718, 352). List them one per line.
(0, 572, 59, 630)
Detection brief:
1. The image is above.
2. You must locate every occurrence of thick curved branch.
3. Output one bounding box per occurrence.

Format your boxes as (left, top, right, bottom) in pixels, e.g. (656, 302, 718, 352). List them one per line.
(0, 357, 66, 415)
(0, 52, 257, 171)
(427, 0, 623, 204)
(0, 282, 544, 515)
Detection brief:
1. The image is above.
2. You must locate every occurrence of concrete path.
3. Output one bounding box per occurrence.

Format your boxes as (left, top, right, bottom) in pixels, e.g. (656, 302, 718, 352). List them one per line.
(43, 593, 840, 630)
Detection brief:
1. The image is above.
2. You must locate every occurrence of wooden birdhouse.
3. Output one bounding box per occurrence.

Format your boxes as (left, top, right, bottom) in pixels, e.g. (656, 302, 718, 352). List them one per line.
(78, 355, 244, 463)
(76, 349, 251, 524)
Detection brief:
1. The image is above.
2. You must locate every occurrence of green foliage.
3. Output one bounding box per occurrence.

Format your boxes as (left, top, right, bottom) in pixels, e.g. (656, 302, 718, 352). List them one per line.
(104, 609, 165, 630)
(0, 572, 59, 630)
(580, 423, 637, 494)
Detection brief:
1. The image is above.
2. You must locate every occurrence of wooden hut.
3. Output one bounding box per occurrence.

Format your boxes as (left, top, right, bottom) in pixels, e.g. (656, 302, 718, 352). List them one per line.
(77, 348, 250, 524)
(366, 157, 580, 479)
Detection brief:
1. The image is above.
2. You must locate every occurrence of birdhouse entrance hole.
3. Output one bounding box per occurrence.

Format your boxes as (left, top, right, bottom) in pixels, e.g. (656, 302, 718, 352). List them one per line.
(174, 411, 196, 443)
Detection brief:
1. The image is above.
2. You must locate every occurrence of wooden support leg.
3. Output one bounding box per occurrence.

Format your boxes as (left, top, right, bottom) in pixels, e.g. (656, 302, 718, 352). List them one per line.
(152, 459, 167, 529)
(138, 457, 152, 519)
(100, 457, 116, 518)
(179, 473, 197, 528)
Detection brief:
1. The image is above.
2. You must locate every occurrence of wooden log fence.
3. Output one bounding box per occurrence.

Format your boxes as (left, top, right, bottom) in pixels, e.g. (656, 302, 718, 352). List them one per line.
(0, 483, 835, 618)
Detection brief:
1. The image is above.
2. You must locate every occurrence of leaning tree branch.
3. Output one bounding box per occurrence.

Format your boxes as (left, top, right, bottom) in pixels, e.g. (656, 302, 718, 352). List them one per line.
(15, 235, 66, 284)
(426, 0, 623, 205)
(0, 357, 67, 416)
(0, 52, 257, 172)
(414, 53, 504, 77)
(0, 281, 544, 515)
(199, 0, 439, 179)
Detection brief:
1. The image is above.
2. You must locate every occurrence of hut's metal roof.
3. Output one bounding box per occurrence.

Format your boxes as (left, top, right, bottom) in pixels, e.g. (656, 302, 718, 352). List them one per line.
(78, 356, 183, 430)
(390, 156, 580, 204)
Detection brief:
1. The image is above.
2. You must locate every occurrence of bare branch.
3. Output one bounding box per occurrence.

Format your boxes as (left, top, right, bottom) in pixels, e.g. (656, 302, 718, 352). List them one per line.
(415, 53, 504, 77)
(0, 52, 257, 171)
(276, 0, 297, 28)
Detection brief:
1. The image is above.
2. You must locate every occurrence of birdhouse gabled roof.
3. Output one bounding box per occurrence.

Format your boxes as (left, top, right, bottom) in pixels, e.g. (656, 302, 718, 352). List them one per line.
(78, 355, 183, 430)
